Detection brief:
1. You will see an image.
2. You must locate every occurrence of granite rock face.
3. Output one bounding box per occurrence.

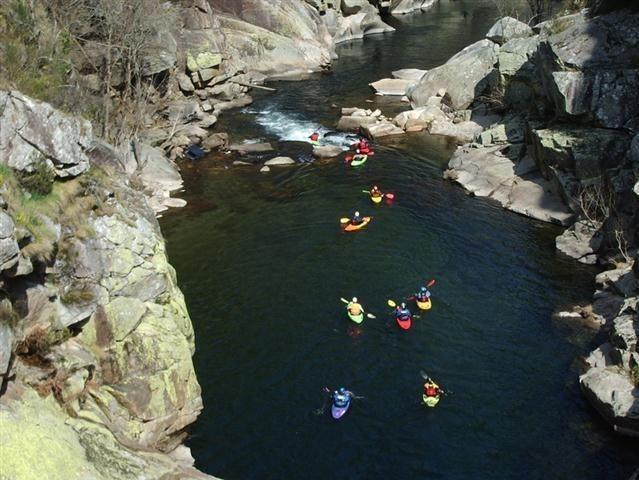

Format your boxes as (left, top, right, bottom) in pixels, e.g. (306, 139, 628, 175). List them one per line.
(0, 93, 214, 479)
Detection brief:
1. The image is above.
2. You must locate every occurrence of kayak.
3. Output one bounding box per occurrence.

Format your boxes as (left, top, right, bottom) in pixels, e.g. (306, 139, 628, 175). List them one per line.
(343, 216, 371, 232)
(422, 393, 440, 407)
(371, 194, 383, 204)
(347, 307, 364, 324)
(331, 398, 351, 419)
(396, 315, 412, 330)
(350, 154, 367, 167)
(416, 298, 432, 310)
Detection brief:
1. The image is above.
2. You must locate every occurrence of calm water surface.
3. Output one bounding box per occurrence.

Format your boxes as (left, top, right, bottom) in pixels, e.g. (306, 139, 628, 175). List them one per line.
(160, 1, 639, 478)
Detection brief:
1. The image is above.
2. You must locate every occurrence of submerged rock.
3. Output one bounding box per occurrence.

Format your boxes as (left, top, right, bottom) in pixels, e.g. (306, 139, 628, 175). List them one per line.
(369, 78, 412, 96)
(264, 156, 296, 166)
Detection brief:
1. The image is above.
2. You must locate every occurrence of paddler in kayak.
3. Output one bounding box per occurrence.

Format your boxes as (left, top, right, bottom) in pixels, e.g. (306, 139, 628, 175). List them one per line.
(394, 302, 412, 322)
(350, 211, 364, 226)
(347, 297, 363, 317)
(423, 378, 440, 399)
(416, 286, 431, 303)
(370, 185, 383, 201)
(332, 387, 353, 407)
(309, 132, 320, 144)
(352, 138, 372, 155)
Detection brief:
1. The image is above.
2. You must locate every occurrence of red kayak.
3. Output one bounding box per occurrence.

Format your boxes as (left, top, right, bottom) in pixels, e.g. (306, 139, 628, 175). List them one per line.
(396, 315, 412, 330)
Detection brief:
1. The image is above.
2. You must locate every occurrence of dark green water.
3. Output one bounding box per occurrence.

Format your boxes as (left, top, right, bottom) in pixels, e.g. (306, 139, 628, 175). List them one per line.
(160, 1, 639, 478)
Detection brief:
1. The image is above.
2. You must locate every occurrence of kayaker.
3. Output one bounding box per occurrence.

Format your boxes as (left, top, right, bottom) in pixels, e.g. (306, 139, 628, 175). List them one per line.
(370, 185, 383, 199)
(423, 379, 440, 398)
(394, 302, 412, 321)
(309, 132, 320, 143)
(332, 387, 353, 407)
(353, 138, 371, 154)
(348, 297, 363, 316)
(351, 211, 363, 225)
(416, 286, 431, 302)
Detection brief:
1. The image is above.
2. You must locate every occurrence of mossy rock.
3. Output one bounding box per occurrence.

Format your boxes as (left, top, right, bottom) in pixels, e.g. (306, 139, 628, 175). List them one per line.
(186, 52, 222, 72)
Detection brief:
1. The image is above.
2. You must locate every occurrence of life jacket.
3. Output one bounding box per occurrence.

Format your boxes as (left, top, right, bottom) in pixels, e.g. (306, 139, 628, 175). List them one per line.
(397, 308, 411, 319)
(417, 293, 428, 302)
(424, 384, 438, 397)
(334, 392, 350, 407)
(371, 188, 382, 198)
(348, 303, 362, 315)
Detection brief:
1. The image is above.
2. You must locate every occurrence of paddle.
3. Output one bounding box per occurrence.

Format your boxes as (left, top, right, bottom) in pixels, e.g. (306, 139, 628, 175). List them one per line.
(420, 370, 451, 395)
(407, 279, 437, 300)
(340, 298, 376, 319)
(340, 218, 350, 224)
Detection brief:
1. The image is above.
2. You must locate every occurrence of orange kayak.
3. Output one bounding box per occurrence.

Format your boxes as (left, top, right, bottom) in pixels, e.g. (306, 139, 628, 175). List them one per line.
(343, 216, 372, 232)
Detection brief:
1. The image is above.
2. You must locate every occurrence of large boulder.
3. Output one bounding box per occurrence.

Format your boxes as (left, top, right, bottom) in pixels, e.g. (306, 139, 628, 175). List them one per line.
(369, 78, 412, 96)
(486, 17, 533, 45)
(336, 115, 378, 132)
(530, 126, 631, 181)
(447, 146, 575, 225)
(387, 0, 437, 15)
(393, 106, 448, 130)
(409, 39, 500, 110)
(326, 3, 394, 44)
(535, 10, 639, 127)
(0, 91, 91, 178)
(580, 367, 639, 437)
(361, 121, 404, 139)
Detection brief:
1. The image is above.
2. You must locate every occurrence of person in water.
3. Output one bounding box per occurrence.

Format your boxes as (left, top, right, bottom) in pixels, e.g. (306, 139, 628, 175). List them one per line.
(370, 185, 383, 199)
(395, 302, 412, 321)
(332, 387, 353, 407)
(348, 297, 363, 316)
(351, 211, 363, 225)
(423, 378, 440, 398)
(416, 286, 431, 302)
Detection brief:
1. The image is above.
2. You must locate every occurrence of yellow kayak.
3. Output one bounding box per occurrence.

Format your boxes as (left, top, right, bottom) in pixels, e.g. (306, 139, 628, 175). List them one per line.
(416, 297, 432, 310)
(422, 393, 441, 407)
(371, 194, 383, 204)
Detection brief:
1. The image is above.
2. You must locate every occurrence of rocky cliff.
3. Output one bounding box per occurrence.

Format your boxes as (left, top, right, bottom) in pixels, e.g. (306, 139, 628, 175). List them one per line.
(0, 91, 214, 479)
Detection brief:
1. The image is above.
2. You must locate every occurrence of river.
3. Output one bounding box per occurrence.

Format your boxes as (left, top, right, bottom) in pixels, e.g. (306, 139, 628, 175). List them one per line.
(160, 1, 639, 478)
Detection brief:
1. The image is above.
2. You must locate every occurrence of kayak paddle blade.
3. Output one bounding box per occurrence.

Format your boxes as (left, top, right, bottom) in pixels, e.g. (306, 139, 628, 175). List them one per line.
(427, 279, 436, 287)
(385, 193, 395, 200)
(340, 298, 349, 304)
(366, 313, 376, 319)
(340, 218, 350, 224)
(387, 299, 396, 308)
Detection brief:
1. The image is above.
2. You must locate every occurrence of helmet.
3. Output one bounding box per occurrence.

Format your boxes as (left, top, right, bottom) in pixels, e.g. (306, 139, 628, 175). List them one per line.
(338, 387, 346, 394)
(356, 149, 360, 153)
(420, 286, 427, 292)
(373, 185, 379, 190)
(401, 302, 406, 309)
(355, 211, 360, 216)
(352, 297, 357, 303)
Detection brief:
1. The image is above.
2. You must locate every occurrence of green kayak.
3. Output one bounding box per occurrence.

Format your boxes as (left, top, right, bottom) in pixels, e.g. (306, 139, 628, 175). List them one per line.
(350, 154, 367, 167)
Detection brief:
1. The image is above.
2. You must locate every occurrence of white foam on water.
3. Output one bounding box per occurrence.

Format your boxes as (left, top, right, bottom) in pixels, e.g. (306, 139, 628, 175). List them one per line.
(243, 107, 358, 149)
